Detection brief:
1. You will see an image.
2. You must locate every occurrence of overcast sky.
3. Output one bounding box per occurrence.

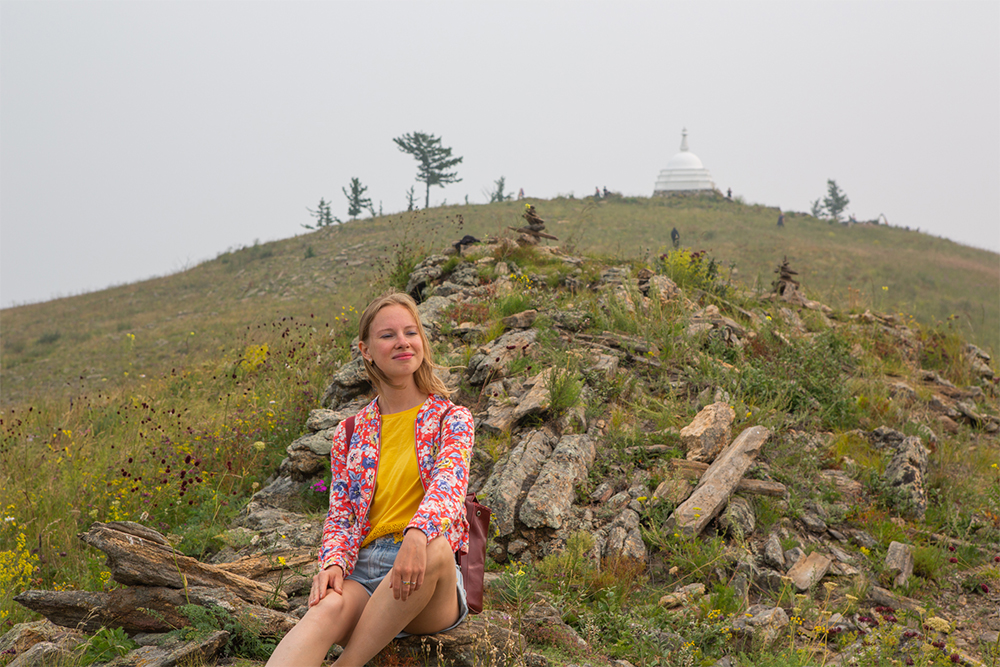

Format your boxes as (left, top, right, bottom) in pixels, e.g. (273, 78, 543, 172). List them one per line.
(2, 1, 998, 308)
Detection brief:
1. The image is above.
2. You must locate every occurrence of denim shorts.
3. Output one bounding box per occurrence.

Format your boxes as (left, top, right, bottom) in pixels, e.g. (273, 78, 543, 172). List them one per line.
(345, 535, 469, 637)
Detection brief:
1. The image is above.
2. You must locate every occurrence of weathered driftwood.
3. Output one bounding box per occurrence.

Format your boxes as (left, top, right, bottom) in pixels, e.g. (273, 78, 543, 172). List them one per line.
(80, 522, 286, 608)
(665, 426, 770, 536)
(14, 586, 298, 636)
(669, 459, 787, 497)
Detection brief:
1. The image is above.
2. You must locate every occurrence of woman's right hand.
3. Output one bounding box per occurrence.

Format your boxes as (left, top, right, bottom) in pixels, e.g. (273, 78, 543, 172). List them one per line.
(309, 564, 344, 606)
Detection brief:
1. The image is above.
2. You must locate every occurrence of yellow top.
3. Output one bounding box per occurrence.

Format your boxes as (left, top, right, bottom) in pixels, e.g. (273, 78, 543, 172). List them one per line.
(360, 404, 425, 548)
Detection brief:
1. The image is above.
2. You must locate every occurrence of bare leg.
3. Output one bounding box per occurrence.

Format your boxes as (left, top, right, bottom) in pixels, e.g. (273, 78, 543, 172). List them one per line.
(334, 537, 460, 666)
(265, 580, 369, 667)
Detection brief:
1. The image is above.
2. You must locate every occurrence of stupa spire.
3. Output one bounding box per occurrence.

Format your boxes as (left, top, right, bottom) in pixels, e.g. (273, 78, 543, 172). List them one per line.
(653, 128, 717, 195)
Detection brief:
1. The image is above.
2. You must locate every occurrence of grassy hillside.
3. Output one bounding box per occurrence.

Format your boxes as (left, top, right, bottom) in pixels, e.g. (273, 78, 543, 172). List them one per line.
(1, 196, 997, 408)
(1, 236, 997, 666)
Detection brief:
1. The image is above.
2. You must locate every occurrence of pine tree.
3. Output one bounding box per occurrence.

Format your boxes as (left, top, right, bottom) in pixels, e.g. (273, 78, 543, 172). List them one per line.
(303, 198, 340, 230)
(393, 132, 463, 209)
(485, 176, 512, 203)
(822, 179, 850, 222)
(342, 178, 372, 220)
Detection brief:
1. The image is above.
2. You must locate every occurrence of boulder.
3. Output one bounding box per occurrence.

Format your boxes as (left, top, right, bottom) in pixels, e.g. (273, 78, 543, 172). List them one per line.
(0, 620, 85, 665)
(14, 586, 298, 636)
(602, 509, 646, 561)
(666, 426, 770, 536)
(388, 612, 525, 667)
(105, 631, 229, 667)
(763, 532, 785, 570)
(785, 551, 832, 591)
(885, 541, 915, 588)
(882, 436, 929, 519)
(320, 357, 370, 407)
(466, 330, 537, 385)
(502, 309, 538, 329)
(281, 430, 335, 479)
(479, 431, 554, 536)
(718, 496, 755, 539)
(681, 402, 735, 463)
(647, 274, 682, 303)
(658, 582, 706, 608)
(6, 641, 75, 667)
(480, 401, 518, 435)
(404, 255, 448, 296)
(520, 434, 597, 529)
(416, 295, 456, 332)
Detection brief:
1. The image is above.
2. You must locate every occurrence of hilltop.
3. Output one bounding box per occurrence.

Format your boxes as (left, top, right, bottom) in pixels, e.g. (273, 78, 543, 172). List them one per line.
(1, 196, 996, 408)
(1, 218, 998, 666)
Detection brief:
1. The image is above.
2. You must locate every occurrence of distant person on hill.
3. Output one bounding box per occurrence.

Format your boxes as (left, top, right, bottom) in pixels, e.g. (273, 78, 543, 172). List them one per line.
(726, 188, 732, 199)
(265, 292, 474, 667)
(595, 186, 601, 199)
(777, 213, 784, 227)
(603, 186, 609, 198)
(517, 188, 524, 200)
(671, 227, 680, 249)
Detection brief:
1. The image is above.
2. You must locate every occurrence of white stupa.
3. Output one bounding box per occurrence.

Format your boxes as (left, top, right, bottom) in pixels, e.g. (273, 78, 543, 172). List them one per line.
(653, 129, 717, 195)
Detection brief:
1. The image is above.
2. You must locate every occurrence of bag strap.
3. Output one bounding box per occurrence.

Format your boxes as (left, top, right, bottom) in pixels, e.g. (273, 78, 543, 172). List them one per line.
(342, 415, 356, 447)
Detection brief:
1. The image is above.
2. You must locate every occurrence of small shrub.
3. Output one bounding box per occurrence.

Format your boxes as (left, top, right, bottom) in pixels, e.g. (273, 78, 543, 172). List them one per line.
(80, 626, 138, 665)
(536, 531, 595, 591)
(547, 367, 582, 416)
(659, 248, 730, 297)
(178, 603, 277, 660)
(490, 561, 535, 618)
(913, 545, 946, 581)
(36, 331, 61, 345)
(439, 255, 462, 276)
(492, 289, 534, 318)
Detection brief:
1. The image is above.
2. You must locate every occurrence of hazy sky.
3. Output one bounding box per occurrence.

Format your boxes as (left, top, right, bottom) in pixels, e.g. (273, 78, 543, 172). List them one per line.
(2, 1, 998, 307)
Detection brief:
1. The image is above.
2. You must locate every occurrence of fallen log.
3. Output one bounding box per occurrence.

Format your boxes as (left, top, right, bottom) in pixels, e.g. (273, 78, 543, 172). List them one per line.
(669, 459, 787, 497)
(79, 522, 287, 609)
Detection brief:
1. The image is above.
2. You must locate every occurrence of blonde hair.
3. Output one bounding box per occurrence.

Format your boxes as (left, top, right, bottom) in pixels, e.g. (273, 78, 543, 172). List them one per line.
(358, 292, 450, 397)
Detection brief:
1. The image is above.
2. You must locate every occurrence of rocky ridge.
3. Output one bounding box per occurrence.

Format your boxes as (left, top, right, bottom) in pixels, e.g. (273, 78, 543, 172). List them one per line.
(5, 242, 999, 667)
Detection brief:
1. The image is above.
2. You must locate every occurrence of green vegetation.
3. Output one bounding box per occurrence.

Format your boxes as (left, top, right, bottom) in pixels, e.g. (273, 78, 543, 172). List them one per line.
(813, 178, 851, 222)
(485, 175, 513, 203)
(175, 603, 277, 660)
(1, 199, 998, 665)
(392, 131, 463, 209)
(79, 626, 138, 665)
(342, 176, 372, 220)
(302, 197, 340, 230)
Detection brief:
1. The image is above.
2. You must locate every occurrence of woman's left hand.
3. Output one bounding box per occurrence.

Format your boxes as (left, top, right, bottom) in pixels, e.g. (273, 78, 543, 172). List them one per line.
(390, 529, 428, 602)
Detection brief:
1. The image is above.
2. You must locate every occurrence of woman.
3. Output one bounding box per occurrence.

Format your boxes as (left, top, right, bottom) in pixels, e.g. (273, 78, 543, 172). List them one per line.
(266, 292, 474, 666)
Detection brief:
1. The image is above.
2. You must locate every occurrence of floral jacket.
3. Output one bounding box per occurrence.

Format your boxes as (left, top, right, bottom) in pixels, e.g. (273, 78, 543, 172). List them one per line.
(318, 394, 474, 575)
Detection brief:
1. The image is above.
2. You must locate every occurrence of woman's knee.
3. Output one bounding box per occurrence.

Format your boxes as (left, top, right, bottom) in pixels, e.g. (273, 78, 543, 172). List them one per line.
(425, 537, 457, 577)
(306, 591, 352, 627)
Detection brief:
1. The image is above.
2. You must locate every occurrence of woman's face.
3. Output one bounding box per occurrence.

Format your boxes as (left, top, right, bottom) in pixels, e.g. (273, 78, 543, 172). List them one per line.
(359, 304, 424, 386)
